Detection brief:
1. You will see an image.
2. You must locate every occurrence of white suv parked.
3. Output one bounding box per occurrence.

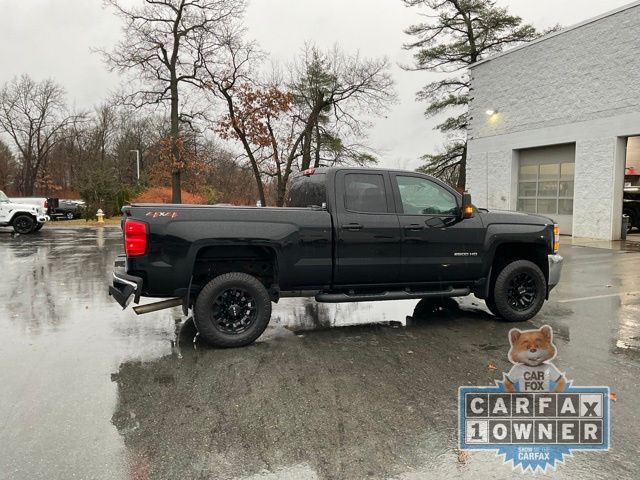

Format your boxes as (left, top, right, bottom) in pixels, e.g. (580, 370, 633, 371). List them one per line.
(0, 190, 49, 234)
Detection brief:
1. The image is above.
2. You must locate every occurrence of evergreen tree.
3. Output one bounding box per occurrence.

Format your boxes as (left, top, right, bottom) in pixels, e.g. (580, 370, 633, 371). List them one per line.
(403, 0, 541, 189)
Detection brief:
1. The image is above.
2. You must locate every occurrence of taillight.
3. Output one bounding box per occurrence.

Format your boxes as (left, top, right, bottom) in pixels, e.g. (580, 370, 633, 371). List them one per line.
(124, 219, 147, 257)
(553, 224, 560, 253)
(44, 200, 48, 209)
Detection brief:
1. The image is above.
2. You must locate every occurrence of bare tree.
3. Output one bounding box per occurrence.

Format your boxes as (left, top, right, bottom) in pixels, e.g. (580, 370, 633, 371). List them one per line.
(203, 27, 270, 204)
(217, 82, 303, 206)
(101, 0, 246, 203)
(206, 36, 395, 206)
(0, 75, 79, 195)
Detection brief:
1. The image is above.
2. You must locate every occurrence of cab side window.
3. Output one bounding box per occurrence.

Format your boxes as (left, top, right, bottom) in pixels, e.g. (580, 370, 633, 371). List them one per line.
(395, 176, 457, 215)
(344, 173, 389, 213)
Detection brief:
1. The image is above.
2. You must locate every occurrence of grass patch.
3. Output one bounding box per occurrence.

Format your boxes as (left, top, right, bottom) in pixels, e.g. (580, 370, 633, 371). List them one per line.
(47, 218, 122, 227)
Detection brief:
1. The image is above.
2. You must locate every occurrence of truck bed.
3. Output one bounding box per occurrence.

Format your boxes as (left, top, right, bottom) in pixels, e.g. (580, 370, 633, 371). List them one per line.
(124, 204, 334, 297)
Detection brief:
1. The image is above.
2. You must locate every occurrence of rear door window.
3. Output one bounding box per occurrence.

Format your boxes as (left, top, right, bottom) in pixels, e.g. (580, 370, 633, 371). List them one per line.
(344, 173, 389, 214)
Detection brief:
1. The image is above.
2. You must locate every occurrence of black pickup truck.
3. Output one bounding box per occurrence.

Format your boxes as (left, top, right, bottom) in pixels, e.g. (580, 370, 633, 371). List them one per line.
(109, 167, 563, 347)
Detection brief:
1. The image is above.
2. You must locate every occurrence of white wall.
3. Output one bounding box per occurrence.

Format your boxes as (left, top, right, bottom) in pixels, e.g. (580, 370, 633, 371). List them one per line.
(468, 113, 640, 239)
(467, 3, 640, 240)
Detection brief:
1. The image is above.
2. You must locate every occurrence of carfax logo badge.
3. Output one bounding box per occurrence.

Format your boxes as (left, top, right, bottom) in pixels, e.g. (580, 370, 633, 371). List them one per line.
(458, 325, 610, 473)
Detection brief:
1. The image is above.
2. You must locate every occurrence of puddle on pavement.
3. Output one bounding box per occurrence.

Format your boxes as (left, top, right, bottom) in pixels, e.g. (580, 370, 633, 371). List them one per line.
(270, 295, 493, 333)
(3, 228, 640, 480)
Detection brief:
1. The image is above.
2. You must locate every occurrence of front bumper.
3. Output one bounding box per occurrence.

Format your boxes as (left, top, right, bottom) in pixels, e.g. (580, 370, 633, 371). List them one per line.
(548, 254, 563, 291)
(108, 255, 143, 309)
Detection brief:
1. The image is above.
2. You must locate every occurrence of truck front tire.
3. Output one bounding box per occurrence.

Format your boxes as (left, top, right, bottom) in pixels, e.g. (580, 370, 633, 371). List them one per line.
(12, 214, 36, 234)
(193, 272, 272, 348)
(491, 260, 546, 322)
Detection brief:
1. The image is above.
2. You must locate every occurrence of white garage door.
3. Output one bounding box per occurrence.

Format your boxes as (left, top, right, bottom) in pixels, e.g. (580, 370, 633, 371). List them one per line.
(517, 144, 575, 235)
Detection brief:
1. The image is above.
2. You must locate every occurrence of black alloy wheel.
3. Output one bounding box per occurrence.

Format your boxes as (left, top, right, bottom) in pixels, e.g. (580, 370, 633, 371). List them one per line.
(13, 214, 36, 234)
(506, 272, 538, 311)
(212, 287, 258, 334)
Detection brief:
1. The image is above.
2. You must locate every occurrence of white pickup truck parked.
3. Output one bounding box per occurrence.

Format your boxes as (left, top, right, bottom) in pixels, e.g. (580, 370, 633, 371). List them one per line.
(0, 190, 49, 233)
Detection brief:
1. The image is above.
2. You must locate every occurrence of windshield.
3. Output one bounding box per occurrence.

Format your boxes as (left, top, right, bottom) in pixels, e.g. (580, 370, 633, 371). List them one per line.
(0, 191, 9, 203)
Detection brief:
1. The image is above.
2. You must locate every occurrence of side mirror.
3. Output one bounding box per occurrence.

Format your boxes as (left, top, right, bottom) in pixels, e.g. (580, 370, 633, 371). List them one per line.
(461, 192, 474, 219)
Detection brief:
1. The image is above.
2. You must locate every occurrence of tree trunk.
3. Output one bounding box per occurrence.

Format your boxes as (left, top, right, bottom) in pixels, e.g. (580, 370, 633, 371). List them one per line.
(300, 127, 313, 171)
(171, 171, 181, 204)
(23, 161, 35, 196)
(313, 119, 321, 168)
(276, 182, 286, 207)
(278, 159, 295, 207)
(170, 80, 181, 204)
(300, 98, 325, 170)
(248, 157, 266, 206)
(457, 143, 467, 191)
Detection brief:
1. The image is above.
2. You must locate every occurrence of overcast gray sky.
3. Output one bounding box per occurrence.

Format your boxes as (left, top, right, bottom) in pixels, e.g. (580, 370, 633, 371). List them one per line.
(0, 0, 632, 170)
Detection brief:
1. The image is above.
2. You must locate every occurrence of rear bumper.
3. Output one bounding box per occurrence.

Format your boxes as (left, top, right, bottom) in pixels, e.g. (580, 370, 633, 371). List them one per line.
(37, 215, 49, 223)
(108, 255, 143, 309)
(548, 254, 563, 291)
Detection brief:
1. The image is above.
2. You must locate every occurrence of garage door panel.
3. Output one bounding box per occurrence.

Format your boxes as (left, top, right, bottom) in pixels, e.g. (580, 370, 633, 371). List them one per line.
(517, 144, 575, 235)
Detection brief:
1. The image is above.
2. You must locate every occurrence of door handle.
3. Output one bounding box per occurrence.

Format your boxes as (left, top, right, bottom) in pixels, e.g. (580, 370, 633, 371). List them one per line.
(341, 223, 363, 231)
(403, 224, 425, 231)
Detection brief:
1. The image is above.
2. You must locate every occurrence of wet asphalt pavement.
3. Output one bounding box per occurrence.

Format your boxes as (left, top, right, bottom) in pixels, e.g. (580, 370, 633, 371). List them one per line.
(1, 227, 639, 480)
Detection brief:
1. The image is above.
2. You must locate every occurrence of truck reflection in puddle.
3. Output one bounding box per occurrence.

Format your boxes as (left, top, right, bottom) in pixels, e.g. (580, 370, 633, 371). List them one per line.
(110, 298, 502, 480)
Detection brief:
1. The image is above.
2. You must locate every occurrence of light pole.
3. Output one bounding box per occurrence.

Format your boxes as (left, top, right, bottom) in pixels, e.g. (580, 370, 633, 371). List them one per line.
(129, 150, 140, 182)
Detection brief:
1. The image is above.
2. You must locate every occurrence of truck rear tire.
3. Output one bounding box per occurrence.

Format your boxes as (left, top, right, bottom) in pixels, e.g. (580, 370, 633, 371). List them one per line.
(491, 260, 546, 322)
(193, 272, 272, 348)
(12, 214, 36, 234)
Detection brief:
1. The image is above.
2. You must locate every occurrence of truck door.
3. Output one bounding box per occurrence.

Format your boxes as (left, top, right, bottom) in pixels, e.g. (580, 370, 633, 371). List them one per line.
(390, 173, 481, 283)
(334, 171, 401, 285)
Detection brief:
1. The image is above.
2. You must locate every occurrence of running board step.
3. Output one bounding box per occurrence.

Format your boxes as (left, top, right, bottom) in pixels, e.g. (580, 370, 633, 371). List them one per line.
(315, 287, 470, 303)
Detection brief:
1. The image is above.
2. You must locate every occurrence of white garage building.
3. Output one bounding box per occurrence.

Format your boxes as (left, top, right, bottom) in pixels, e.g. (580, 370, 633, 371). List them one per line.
(467, 1, 640, 240)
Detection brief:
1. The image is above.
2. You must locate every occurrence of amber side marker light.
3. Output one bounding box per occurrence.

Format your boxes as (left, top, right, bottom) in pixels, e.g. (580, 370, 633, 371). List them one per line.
(461, 192, 474, 219)
(553, 224, 560, 253)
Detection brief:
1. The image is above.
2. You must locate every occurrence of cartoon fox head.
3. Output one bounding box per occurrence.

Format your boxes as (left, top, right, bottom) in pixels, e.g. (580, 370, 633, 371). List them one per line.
(508, 325, 557, 367)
